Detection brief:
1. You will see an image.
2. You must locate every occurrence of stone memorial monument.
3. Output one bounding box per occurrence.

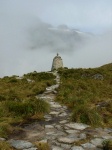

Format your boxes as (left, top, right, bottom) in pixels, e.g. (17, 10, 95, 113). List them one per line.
(51, 53, 63, 71)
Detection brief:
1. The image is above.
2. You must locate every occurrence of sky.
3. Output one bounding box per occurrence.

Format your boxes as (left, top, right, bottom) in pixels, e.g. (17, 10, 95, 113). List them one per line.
(1, 0, 112, 33)
(0, 0, 112, 77)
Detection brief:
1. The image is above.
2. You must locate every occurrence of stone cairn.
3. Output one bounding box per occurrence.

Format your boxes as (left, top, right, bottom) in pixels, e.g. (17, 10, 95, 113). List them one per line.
(51, 53, 63, 71)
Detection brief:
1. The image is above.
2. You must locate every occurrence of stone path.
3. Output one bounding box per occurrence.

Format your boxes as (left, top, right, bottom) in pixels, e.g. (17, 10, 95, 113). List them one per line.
(1, 71, 112, 150)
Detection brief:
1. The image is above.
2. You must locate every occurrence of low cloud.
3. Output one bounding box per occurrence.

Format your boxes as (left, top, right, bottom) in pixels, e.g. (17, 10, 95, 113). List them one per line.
(0, 0, 112, 77)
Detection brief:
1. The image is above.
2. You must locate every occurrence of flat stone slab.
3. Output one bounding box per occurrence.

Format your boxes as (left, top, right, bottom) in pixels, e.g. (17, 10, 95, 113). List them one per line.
(59, 112, 67, 117)
(44, 115, 52, 119)
(65, 123, 90, 130)
(67, 133, 79, 138)
(0, 138, 6, 141)
(50, 131, 66, 137)
(45, 125, 54, 129)
(79, 133, 86, 139)
(8, 139, 34, 149)
(104, 128, 112, 133)
(38, 96, 52, 99)
(52, 146, 64, 150)
(102, 135, 112, 140)
(71, 146, 84, 150)
(55, 125, 62, 130)
(90, 138, 104, 147)
(46, 132, 55, 135)
(46, 85, 59, 91)
(46, 87, 53, 91)
(61, 143, 71, 149)
(51, 104, 62, 108)
(59, 120, 68, 124)
(44, 90, 53, 94)
(81, 143, 96, 149)
(65, 129, 79, 134)
(23, 148, 37, 150)
(49, 111, 60, 115)
(45, 118, 52, 121)
(57, 137, 78, 144)
(63, 106, 67, 109)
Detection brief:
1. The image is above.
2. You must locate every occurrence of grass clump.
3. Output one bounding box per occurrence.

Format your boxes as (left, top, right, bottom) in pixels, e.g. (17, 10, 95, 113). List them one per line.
(35, 142, 50, 150)
(102, 140, 112, 150)
(0, 141, 14, 150)
(1, 98, 50, 119)
(72, 102, 103, 126)
(0, 123, 13, 138)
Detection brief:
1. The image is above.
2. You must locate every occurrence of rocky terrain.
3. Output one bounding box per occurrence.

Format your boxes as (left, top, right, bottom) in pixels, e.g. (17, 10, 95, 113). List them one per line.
(0, 71, 112, 150)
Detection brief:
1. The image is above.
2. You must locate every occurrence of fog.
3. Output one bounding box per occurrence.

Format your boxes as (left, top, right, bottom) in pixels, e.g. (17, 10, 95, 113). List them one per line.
(0, 0, 112, 77)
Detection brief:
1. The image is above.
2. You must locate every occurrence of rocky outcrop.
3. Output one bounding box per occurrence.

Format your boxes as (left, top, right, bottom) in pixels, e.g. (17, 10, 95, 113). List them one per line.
(92, 74, 104, 80)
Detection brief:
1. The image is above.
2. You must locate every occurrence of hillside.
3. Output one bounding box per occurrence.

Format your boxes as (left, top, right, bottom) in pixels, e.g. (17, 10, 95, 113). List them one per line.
(0, 64, 112, 149)
(0, 71, 55, 138)
(56, 63, 112, 127)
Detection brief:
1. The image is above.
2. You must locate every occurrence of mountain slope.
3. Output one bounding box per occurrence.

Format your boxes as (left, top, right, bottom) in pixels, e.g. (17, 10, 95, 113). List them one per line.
(56, 63, 112, 127)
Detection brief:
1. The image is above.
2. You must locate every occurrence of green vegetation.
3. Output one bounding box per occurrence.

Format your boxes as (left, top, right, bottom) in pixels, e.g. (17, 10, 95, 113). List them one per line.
(102, 140, 112, 150)
(56, 63, 112, 127)
(35, 142, 50, 150)
(0, 71, 55, 137)
(0, 141, 14, 150)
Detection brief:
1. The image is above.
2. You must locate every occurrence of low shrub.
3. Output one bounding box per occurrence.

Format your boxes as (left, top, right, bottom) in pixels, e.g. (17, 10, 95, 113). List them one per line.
(32, 83, 46, 95)
(72, 103, 102, 126)
(35, 142, 50, 150)
(0, 123, 13, 138)
(0, 141, 14, 150)
(3, 98, 50, 118)
(102, 140, 112, 150)
(0, 95, 6, 101)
